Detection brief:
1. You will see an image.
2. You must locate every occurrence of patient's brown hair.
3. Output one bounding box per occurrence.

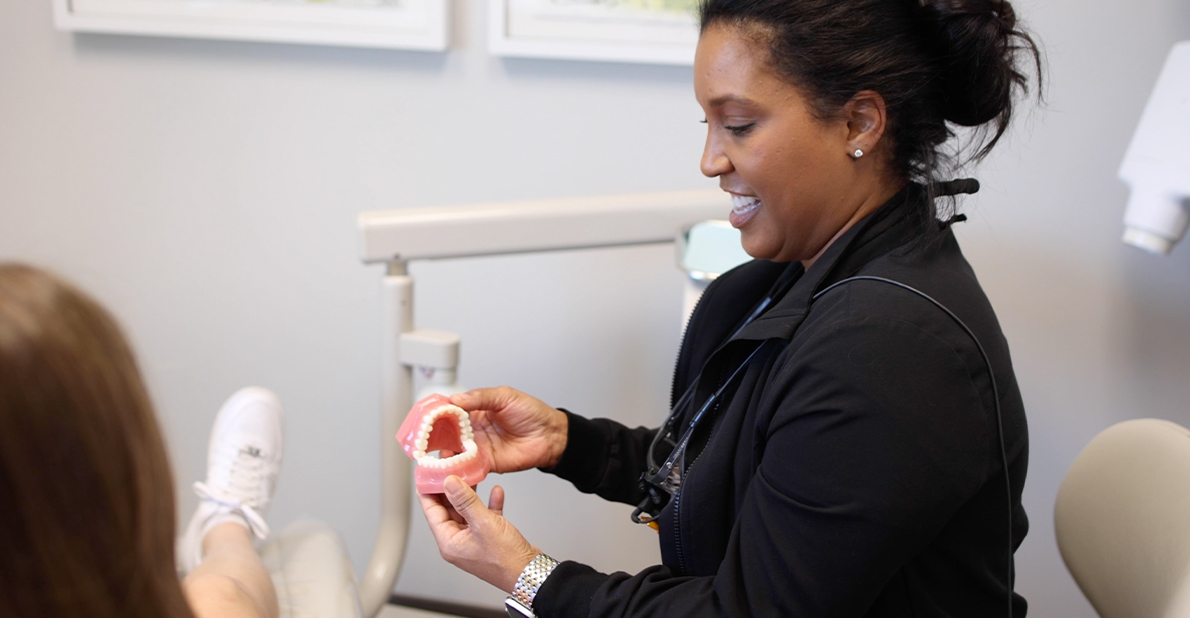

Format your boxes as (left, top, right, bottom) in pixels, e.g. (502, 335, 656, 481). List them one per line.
(0, 264, 194, 618)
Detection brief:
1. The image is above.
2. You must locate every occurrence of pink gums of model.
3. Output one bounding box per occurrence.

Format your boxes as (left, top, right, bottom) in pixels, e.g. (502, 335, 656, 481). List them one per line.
(397, 393, 491, 494)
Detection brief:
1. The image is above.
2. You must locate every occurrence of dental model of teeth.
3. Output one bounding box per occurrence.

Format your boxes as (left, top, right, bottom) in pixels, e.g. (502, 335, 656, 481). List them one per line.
(396, 393, 491, 494)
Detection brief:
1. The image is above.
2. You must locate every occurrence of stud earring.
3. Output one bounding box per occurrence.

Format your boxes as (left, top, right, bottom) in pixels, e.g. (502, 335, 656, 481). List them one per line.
(852, 149, 864, 159)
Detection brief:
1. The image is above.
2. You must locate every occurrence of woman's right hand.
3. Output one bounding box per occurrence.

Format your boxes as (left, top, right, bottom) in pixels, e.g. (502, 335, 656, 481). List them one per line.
(450, 387, 568, 474)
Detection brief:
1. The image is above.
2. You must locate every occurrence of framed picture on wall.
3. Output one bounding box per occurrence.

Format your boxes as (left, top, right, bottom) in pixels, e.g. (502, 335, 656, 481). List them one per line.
(488, 0, 699, 66)
(53, 0, 450, 51)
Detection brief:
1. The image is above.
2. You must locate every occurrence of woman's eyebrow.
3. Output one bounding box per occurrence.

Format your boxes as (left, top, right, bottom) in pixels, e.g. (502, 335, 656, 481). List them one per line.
(707, 94, 757, 107)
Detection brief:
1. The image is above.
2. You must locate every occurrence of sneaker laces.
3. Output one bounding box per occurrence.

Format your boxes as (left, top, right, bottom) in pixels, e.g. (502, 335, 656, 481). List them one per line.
(192, 444, 273, 540)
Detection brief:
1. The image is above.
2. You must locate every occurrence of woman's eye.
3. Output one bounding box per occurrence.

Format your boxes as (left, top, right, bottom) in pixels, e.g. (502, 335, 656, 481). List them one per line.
(724, 122, 756, 136)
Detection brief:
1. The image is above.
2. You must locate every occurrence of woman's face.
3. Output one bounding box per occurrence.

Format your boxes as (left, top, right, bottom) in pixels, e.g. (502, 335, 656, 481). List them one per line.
(694, 24, 872, 264)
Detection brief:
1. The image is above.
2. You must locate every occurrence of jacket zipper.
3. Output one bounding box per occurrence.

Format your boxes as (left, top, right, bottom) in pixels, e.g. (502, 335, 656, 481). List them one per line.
(672, 488, 686, 575)
(671, 337, 766, 576)
(671, 301, 699, 409)
(669, 289, 713, 575)
(667, 264, 797, 574)
(673, 435, 711, 576)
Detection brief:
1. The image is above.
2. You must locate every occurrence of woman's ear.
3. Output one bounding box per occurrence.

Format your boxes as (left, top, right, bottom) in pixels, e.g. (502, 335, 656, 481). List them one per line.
(842, 90, 888, 157)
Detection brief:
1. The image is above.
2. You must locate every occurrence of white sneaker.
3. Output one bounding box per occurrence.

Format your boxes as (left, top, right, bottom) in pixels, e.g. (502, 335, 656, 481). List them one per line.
(177, 386, 284, 575)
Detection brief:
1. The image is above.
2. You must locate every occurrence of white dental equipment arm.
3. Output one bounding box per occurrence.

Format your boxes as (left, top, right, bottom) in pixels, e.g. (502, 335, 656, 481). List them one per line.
(355, 189, 728, 617)
(1120, 41, 1190, 255)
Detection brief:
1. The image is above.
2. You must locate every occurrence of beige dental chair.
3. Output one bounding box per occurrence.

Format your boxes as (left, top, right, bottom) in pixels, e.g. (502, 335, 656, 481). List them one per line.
(1055, 418, 1190, 618)
(260, 521, 364, 618)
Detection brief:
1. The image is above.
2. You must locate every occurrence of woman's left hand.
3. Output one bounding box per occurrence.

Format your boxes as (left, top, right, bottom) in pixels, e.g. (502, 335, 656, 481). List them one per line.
(417, 475, 541, 592)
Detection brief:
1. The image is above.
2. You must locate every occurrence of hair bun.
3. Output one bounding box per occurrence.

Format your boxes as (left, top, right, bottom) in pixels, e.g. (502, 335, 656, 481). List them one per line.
(919, 0, 1034, 128)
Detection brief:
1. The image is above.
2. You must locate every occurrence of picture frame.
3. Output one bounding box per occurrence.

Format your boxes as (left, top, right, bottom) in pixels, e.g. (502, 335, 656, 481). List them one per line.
(488, 0, 699, 66)
(52, 0, 450, 51)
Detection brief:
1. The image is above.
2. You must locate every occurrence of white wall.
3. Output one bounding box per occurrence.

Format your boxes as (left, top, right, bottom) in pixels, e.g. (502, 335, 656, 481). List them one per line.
(1, 0, 1187, 615)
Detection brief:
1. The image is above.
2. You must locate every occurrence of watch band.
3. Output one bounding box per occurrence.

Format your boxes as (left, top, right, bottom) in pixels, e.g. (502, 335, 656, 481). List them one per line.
(505, 597, 534, 618)
(507, 553, 559, 614)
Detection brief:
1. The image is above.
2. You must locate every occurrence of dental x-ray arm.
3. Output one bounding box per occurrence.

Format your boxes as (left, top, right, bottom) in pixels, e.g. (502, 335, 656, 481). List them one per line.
(1120, 41, 1190, 255)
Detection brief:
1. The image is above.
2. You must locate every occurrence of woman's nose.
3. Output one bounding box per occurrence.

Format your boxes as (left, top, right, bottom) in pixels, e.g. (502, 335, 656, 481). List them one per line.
(700, 135, 731, 178)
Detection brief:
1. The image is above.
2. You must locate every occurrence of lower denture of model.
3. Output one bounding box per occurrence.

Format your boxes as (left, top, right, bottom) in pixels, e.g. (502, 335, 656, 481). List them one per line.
(396, 393, 491, 494)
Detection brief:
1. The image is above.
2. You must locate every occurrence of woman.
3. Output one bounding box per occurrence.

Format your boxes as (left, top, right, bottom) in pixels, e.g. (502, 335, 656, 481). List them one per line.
(0, 263, 284, 618)
(418, 0, 1040, 616)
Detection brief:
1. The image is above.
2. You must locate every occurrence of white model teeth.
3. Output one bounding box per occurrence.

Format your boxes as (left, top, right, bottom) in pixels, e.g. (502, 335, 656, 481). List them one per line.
(416, 440, 479, 468)
(731, 194, 761, 216)
(410, 404, 479, 468)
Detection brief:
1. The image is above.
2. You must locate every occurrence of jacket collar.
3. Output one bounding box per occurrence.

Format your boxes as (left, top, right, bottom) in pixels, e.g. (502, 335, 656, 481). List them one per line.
(733, 183, 931, 342)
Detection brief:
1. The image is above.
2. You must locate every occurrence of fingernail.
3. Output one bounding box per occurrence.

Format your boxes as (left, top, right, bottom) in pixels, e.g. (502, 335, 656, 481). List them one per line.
(444, 475, 464, 496)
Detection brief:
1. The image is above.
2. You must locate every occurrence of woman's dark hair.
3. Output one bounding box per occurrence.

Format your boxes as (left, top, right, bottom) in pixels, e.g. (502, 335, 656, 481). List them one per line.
(700, 0, 1042, 184)
(0, 264, 195, 618)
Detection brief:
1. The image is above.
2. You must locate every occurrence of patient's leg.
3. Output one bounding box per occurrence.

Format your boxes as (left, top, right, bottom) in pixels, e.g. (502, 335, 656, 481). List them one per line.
(183, 522, 279, 618)
(176, 387, 285, 618)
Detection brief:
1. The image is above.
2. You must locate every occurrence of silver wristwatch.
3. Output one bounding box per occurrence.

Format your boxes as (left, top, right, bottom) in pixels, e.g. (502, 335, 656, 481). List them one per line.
(505, 553, 559, 617)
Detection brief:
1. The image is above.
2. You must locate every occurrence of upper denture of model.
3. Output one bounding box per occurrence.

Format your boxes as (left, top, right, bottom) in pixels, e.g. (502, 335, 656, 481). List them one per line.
(396, 393, 491, 494)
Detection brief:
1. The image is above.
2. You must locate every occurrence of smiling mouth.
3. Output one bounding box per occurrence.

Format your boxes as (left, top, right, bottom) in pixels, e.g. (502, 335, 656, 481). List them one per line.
(731, 194, 761, 216)
(396, 394, 491, 494)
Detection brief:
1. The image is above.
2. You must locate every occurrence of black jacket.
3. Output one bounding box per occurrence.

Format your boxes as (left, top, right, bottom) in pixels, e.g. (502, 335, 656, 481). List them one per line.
(536, 186, 1029, 617)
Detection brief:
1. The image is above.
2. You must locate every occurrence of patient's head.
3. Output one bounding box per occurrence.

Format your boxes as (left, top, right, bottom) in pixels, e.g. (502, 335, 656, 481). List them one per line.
(0, 264, 193, 618)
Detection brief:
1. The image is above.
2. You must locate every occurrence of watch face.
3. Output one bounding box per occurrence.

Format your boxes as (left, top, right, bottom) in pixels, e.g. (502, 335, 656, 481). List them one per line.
(505, 598, 534, 617)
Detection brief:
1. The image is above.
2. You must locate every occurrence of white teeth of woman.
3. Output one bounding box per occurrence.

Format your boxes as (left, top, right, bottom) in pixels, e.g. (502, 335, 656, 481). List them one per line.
(731, 194, 761, 215)
(412, 405, 479, 468)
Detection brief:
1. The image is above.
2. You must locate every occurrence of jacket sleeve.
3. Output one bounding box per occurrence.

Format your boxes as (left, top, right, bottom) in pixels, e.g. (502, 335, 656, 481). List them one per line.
(534, 310, 995, 617)
(545, 409, 658, 507)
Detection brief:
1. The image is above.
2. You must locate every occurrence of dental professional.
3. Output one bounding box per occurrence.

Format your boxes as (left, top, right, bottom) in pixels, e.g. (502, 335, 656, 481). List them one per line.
(418, 0, 1041, 616)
